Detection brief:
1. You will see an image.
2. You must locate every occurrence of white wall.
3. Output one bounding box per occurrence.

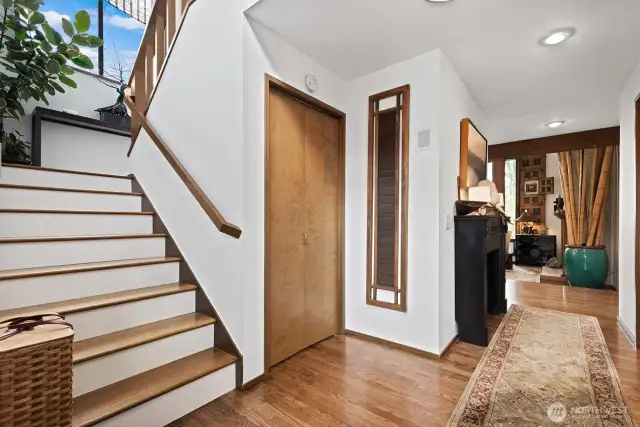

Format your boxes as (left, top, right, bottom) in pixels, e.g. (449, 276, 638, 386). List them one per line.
(242, 17, 348, 382)
(4, 71, 119, 143)
(40, 122, 131, 176)
(545, 153, 563, 261)
(618, 58, 640, 342)
(437, 53, 488, 352)
(345, 50, 442, 354)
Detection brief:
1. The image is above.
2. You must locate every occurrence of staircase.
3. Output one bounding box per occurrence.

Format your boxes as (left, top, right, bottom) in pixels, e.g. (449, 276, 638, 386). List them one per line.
(0, 163, 238, 427)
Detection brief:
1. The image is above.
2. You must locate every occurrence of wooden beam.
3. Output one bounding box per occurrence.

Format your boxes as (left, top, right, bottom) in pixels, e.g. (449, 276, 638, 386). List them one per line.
(489, 127, 620, 160)
(492, 158, 506, 193)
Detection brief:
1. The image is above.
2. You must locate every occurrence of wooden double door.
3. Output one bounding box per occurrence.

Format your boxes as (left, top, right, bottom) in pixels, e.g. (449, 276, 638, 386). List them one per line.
(266, 86, 343, 368)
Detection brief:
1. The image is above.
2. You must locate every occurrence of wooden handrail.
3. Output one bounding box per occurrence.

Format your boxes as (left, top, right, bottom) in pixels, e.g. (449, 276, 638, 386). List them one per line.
(124, 94, 242, 239)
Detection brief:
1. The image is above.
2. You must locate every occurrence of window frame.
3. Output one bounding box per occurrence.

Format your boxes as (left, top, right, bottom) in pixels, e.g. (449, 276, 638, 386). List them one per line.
(366, 85, 410, 312)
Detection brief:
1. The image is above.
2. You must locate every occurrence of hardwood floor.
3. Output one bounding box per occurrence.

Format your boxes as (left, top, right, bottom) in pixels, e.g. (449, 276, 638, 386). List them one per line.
(169, 281, 639, 426)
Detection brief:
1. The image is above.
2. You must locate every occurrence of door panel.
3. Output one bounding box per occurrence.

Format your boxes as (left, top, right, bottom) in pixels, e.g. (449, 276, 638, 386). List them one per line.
(267, 90, 307, 367)
(304, 107, 341, 346)
(267, 86, 342, 368)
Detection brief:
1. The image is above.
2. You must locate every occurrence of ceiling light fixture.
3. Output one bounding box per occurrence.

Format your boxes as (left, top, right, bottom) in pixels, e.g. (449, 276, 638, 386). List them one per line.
(540, 28, 576, 46)
(426, 0, 453, 3)
(546, 121, 566, 129)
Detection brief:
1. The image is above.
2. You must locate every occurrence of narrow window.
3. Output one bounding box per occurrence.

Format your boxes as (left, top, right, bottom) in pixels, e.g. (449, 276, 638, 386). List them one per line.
(366, 85, 410, 312)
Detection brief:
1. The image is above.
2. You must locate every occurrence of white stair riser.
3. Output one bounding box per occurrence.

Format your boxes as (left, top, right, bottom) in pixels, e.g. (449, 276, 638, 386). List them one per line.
(0, 237, 166, 270)
(0, 263, 179, 310)
(0, 212, 152, 237)
(0, 167, 131, 192)
(73, 325, 215, 397)
(68, 291, 195, 340)
(0, 187, 141, 211)
(94, 364, 235, 427)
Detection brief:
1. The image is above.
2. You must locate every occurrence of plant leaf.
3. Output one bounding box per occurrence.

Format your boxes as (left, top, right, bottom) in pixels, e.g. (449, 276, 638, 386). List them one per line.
(86, 35, 103, 48)
(61, 17, 74, 37)
(0, 99, 6, 109)
(2, 0, 13, 8)
(60, 64, 74, 75)
(18, 87, 30, 100)
(71, 34, 89, 46)
(41, 22, 62, 45)
(52, 53, 66, 64)
(73, 10, 90, 33)
(28, 11, 44, 25)
(46, 58, 60, 74)
(59, 75, 77, 88)
(50, 80, 65, 93)
(71, 54, 93, 69)
(40, 39, 52, 53)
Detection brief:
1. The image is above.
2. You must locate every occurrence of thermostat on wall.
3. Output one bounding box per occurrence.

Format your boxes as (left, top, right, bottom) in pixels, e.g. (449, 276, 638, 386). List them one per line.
(305, 74, 317, 93)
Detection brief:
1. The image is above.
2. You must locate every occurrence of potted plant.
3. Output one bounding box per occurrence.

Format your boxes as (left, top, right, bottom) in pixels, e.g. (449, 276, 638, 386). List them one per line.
(95, 44, 131, 129)
(0, 0, 103, 164)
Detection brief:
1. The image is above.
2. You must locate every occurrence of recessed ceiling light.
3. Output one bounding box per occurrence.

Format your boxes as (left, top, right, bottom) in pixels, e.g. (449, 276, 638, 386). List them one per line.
(546, 121, 565, 129)
(540, 28, 575, 46)
(426, 0, 453, 2)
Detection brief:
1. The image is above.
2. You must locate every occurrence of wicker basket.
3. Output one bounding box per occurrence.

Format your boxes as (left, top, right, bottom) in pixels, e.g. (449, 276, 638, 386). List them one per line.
(0, 316, 74, 427)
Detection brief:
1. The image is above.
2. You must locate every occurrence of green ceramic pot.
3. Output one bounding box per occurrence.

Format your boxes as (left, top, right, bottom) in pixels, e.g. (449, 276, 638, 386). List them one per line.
(564, 246, 608, 289)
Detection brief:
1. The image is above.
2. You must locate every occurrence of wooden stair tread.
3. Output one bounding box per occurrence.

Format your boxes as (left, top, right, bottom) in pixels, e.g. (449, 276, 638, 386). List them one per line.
(0, 234, 167, 244)
(0, 183, 142, 197)
(1, 163, 133, 180)
(0, 208, 153, 215)
(0, 256, 180, 281)
(73, 313, 216, 364)
(72, 348, 237, 427)
(0, 283, 197, 322)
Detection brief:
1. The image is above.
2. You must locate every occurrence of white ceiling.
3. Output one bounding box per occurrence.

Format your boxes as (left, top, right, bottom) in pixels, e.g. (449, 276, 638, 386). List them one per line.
(246, 0, 640, 143)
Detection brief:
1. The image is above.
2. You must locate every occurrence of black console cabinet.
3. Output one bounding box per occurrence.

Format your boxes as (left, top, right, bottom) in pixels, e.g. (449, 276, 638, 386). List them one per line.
(515, 235, 556, 266)
(454, 216, 507, 346)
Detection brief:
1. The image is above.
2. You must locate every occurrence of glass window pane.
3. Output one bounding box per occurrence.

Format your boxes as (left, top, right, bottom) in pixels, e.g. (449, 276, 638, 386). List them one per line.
(41, 0, 100, 74)
(103, 1, 146, 82)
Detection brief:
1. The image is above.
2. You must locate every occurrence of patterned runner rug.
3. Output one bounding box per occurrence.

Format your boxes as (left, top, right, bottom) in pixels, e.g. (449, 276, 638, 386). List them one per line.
(447, 305, 636, 426)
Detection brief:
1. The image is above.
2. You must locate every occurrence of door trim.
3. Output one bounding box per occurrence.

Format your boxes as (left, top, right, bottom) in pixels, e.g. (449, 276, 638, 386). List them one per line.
(264, 74, 347, 370)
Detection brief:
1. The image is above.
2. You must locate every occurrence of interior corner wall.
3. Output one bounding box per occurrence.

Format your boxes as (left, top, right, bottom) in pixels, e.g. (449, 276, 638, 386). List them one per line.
(242, 16, 348, 383)
(436, 52, 488, 352)
(344, 49, 443, 354)
(618, 58, 640, 342)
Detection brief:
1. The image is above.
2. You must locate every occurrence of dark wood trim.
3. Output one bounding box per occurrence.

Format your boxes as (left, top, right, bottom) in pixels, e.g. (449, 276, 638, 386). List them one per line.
(131, 176, 244, 388)
(2, 163, 133, 180)
(0, 234, 166, 244)
(241, 373, 268, 390)
(124, 95, 242, 239)
(264, 74, 347, 372)
(0, 257, 180, 281)
(0, 208, 152, 215)
(492, 158, 506, 193)
(30, 107, 131, 167)
(366, 85, 410, 312)
(345, 330, 440, 360)
(0, 183, 141, 197)
(439, 335, 458, 359)
(488, 127, 620, 160)
(636, 96, 640, 348)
